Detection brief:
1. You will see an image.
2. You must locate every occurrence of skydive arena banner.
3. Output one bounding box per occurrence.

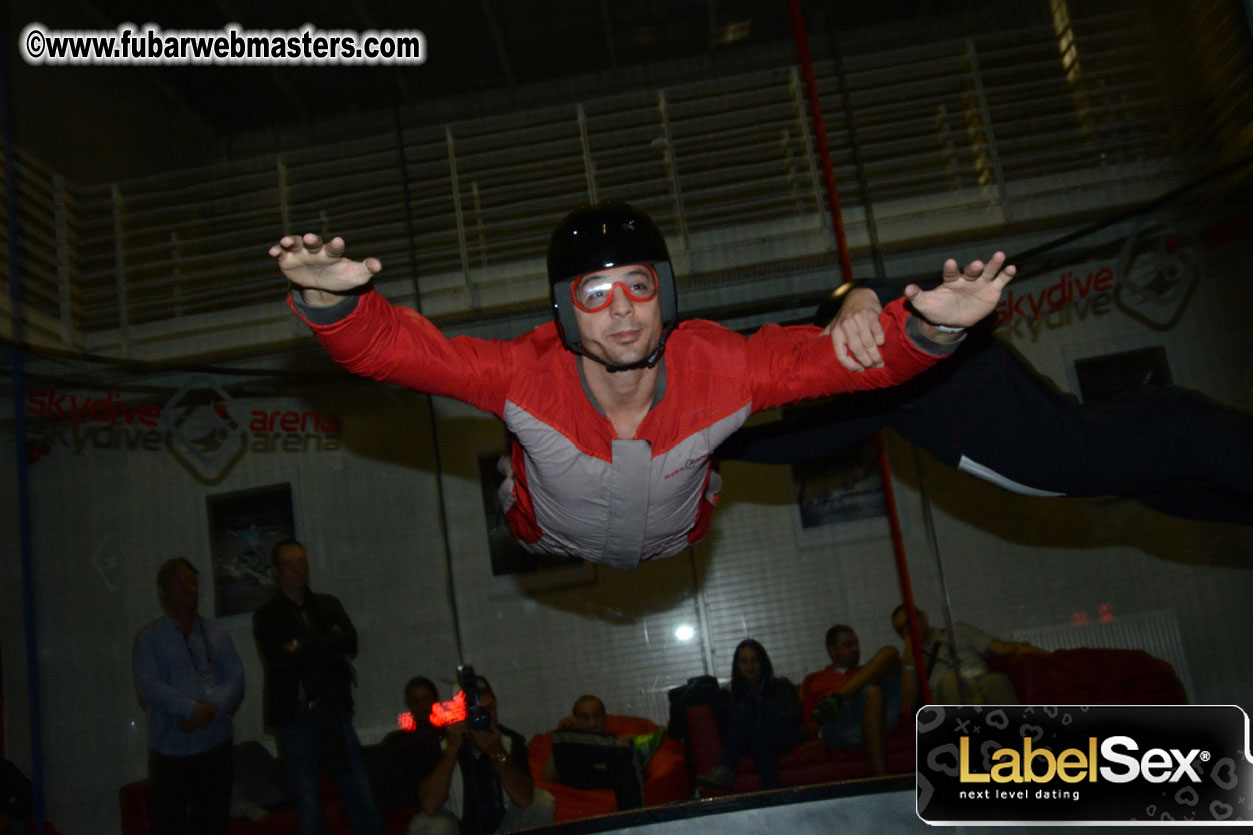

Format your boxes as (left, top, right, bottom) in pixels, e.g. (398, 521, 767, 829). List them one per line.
(917, 705, 1253, 824)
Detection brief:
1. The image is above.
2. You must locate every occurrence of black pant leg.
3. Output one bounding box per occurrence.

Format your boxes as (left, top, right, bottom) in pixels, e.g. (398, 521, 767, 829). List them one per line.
(717, 393, 895, 465)
(150, 751, 191, 835)
(188, 740, 234, 835)
(719, 332, 1252, 524)
(886, 340, 1253, 524)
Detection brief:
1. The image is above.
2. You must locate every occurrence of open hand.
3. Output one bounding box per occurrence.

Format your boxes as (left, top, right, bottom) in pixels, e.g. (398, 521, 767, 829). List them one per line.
(444, 721, 466, 751)
(470, 722, 505, 758)
(905, 252, 1015, 329)
(269, 233, 381, 305)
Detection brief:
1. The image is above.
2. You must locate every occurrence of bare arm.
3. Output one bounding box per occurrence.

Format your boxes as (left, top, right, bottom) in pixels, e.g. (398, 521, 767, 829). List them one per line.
(471, 727, 534, 809)
(836, 645, 902, 699)
(540, 749, 558, 784)
(418, 725, 463, 816)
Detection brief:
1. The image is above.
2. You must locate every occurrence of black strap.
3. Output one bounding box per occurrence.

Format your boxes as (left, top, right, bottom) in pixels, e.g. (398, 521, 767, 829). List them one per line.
(924, 641, 942, 674)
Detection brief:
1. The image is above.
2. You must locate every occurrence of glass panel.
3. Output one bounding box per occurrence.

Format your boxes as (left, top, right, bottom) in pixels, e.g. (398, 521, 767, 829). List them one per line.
(3, 3, 1250, 832)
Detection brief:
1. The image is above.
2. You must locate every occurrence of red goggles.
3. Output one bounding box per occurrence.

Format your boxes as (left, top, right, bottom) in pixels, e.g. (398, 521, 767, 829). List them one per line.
(570, 265, 659, 313)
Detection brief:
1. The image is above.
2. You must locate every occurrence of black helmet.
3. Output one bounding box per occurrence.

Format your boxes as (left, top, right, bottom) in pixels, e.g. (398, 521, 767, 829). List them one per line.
(547, 202, 678, 366)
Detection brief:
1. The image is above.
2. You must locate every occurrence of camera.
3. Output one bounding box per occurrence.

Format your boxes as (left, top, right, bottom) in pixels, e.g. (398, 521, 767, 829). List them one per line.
(457, 664, 493, 732)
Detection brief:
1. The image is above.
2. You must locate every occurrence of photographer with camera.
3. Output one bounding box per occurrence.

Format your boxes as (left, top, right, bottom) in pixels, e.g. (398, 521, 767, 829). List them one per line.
(413, 671, 554, 834)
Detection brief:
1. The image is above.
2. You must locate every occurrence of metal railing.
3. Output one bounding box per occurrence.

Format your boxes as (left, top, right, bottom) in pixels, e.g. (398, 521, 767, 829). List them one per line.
(3, 11, 1175, 356)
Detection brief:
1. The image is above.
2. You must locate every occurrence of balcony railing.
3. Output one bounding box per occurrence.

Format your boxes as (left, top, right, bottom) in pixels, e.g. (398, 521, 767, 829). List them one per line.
(2, 11, 1175, 358)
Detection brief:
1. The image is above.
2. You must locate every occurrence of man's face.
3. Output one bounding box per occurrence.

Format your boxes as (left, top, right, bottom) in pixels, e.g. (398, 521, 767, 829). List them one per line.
(275, 544, 309, 595)
(406, 684, 438, 725)
(827, 629, 861, 668)
(892, 608, 929, 640)
(571, 264, 664, 368)
(161, 563, 199, 614)
(571, 698, 606, 733)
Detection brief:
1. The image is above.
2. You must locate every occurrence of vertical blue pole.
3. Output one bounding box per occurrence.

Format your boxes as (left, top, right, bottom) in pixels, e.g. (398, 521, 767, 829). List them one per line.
(0, 18, 45, 833)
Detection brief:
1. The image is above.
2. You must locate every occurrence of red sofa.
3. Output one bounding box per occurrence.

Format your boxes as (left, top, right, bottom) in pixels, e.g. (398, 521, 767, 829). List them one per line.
(684, 647, 1186, 795)
(526, 715, 692, 822)
(684, 701, 914, 795)
(986, 646, 1187, 704)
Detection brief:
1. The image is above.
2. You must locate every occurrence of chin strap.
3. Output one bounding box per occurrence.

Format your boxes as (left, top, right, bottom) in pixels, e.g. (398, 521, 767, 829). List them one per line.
(574, 327, 673, 373)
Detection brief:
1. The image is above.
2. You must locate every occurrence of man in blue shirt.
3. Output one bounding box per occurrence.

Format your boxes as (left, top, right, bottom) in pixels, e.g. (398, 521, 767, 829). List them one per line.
(133, 558, 245, 835)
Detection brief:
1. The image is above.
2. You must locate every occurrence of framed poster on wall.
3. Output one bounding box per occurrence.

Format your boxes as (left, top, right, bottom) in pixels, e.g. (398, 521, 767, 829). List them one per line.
(1072, 345, 1171, 403)
(792, 438, 887, 542)
(206, 483, 295, 617)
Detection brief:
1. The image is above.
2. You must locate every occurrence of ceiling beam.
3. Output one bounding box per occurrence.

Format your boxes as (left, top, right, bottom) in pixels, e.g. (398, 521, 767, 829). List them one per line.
(480, 0, 515, 88)
(349, 0, 417, 110)
(213, 0, 311, 124)
(599, 0, 618, 70)
(707, 0, 718, 55)
(72, 0, 214, 135)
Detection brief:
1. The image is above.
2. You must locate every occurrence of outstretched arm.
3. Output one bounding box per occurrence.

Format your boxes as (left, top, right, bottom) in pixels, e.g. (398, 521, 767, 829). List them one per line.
(269, 233, 381, 307)
(822, 253, 1016, 370)
(274, 232, 517, 416)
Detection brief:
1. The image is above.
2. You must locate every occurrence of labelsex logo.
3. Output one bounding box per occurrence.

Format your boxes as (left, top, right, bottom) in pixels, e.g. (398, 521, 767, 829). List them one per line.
(960, 735, 1206, 785)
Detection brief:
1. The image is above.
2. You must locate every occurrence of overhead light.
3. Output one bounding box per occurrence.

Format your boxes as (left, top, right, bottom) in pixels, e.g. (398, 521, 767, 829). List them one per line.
(715, 21, 751, 45)
(675, 624, 696, 641)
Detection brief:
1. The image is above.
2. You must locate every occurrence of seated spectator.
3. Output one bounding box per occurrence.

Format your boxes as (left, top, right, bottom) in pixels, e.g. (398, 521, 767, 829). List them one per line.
(539, 695, 654, 810)
(695, 639, 804, 791)
(553, 695, 613, 736)
(412, 675, 554, 834)
(801, 624, 909, 776)
(370, 677, 443, 809)
(539, 694, 624, 781)
(402, 676, 442, 736)
(891, 605, 1044, 704)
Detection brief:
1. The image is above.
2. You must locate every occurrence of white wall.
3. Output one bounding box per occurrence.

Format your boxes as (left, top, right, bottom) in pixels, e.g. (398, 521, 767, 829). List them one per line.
(882, 221, 1253, 706)
(5, 379, 458, 833)
(2, 212, 1250, 834)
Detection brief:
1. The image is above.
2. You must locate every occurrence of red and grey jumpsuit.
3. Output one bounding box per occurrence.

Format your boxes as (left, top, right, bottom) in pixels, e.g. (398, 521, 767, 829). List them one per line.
(291, 288, 959, 568)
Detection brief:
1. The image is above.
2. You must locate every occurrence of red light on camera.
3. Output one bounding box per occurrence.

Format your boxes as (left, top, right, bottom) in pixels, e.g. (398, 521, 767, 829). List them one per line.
(430, 691, 467, 728)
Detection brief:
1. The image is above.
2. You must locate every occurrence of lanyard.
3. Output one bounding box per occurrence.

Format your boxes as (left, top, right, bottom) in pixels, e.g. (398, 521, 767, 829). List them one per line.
(181, 618, 216, 693)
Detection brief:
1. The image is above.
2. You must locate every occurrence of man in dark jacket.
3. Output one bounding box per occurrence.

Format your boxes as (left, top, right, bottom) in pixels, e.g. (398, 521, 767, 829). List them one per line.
(252, 540, 381, 835)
